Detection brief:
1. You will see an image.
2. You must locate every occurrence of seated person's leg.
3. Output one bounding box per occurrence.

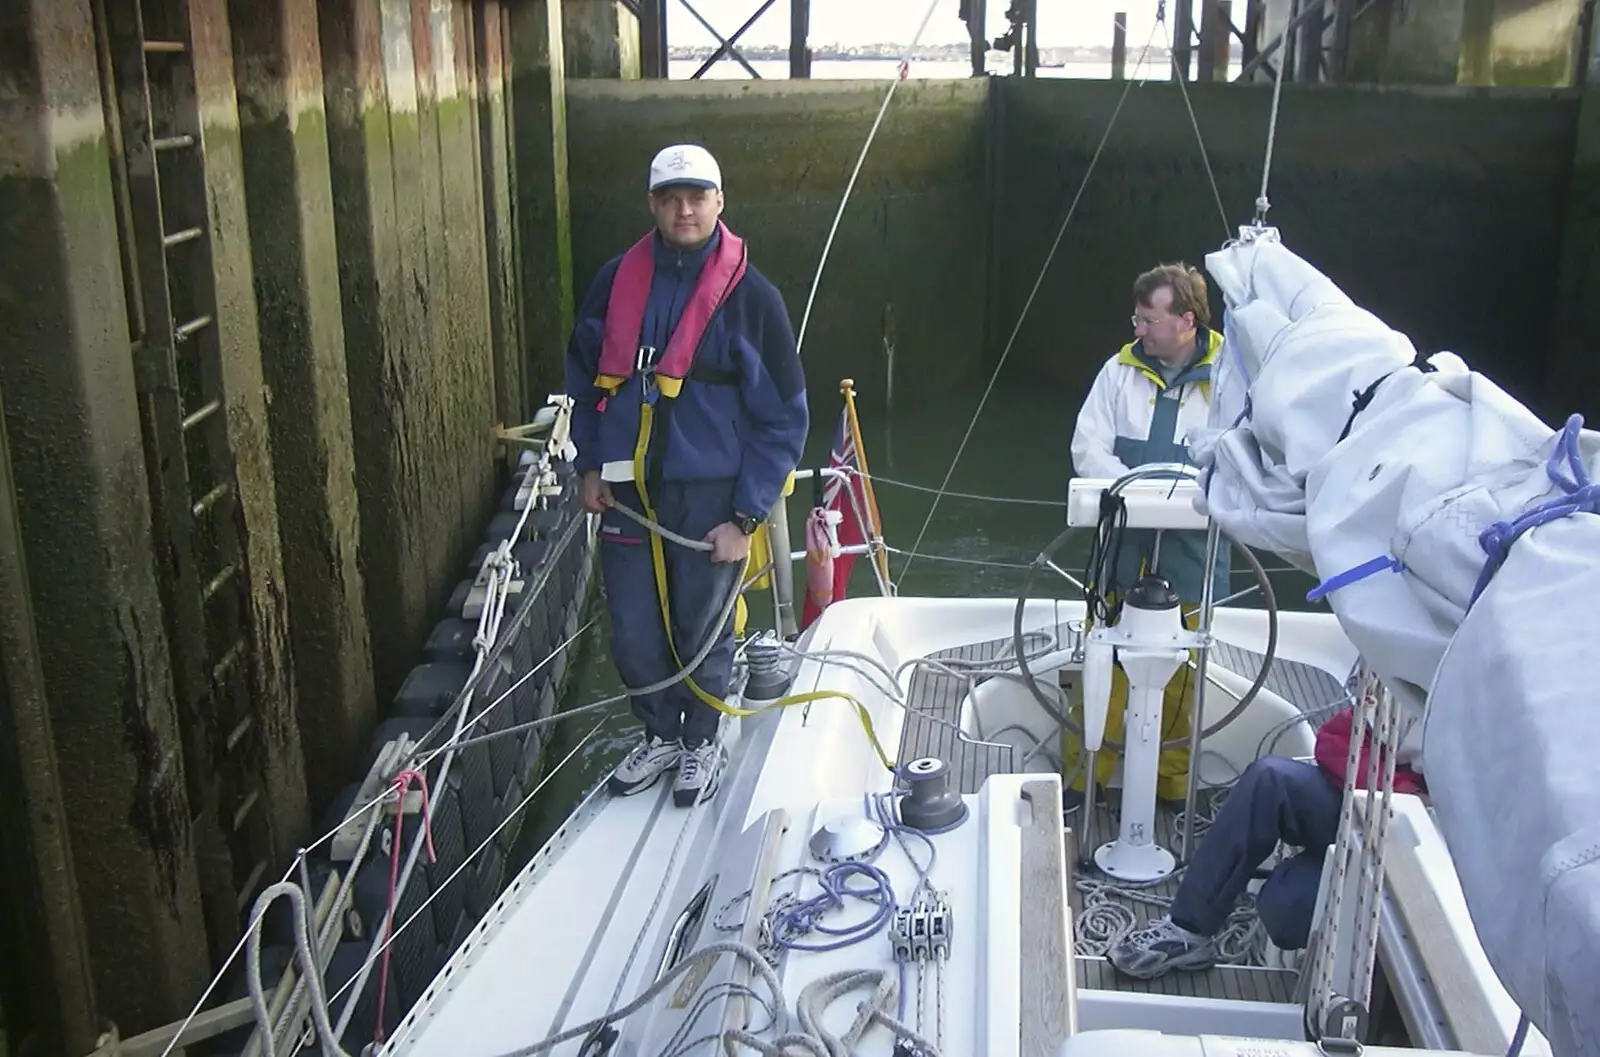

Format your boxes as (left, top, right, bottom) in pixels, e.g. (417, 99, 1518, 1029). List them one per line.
(1108, 755, 1342, 980)
(1254, 850, 1325, 951)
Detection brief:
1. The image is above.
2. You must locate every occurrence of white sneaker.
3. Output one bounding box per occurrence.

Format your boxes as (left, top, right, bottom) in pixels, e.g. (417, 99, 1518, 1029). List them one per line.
(672, 741, 721, 807)
(608, 735, 680, 796)
(1107, 916, 1217, 980)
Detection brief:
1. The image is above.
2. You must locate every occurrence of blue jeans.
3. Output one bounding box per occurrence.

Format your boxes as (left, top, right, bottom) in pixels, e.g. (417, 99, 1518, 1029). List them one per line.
(599, 479, 741, 748)
(1169, 755, 1342, 950)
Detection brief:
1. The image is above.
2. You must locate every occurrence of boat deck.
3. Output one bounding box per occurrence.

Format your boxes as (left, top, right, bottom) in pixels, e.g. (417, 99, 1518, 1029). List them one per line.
(1070, 796, 1300, 1003)
(900, 623, 1352, 1007)
(901, 626, 1351, 792)
(896, 622, 1081, 791)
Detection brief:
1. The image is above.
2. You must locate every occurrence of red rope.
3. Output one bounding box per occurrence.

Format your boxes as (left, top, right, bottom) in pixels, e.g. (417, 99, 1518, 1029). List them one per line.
(373, 768, 436, 1046)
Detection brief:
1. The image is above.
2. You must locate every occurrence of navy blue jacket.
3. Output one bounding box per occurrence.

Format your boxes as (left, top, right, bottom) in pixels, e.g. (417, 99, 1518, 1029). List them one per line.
(564, 230, 809, 519)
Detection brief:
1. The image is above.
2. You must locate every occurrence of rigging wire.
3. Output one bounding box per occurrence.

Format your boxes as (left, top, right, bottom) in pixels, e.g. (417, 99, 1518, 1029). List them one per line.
(1254, 6, 1292, 226)
(794, 0, 945, 359)
(1162, 13, 1231, 239)
(897, 9, 1168, 585)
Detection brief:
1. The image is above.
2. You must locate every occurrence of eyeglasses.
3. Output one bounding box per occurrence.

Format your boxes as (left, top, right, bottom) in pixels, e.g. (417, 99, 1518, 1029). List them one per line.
(1131, 313, 1171, 328)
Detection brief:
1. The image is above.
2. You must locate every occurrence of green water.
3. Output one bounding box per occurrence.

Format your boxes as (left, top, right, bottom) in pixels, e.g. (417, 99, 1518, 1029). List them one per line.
(513, 380, 1319, 861)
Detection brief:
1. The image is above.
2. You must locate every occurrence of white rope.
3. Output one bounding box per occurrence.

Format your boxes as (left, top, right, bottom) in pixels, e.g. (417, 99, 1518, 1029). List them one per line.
(157, 767, 396, 1057)
(794, 0, 944, 359)
(1072, 877, 1264, 964)
(1255, 10, 1292, 225)
(294, 718, 610, 1057)
(896, 12, 1167, 585)
(1304, 663, 1400, 1034)
(246, 883, 355, 1057)
(161, 427, 589, 1057)
(330, 449, 560, 1044)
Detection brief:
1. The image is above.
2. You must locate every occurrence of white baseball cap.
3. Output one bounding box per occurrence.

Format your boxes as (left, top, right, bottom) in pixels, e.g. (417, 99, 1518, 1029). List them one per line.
(648, 144, 722, 193)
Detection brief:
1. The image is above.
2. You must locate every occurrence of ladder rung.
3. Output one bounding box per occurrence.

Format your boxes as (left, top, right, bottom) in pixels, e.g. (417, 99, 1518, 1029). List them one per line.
(192, 481, 233, 517)
(225, 714, 254, 753)
(181, 397, 223, 432)
(200, 563, 238, 602)
(143, 40, 187, 54)
(213, 638, 248, 683)
(163, 226, 204, 248)
(152, 134, 195, 151)
(232, 789, 260, 832)
(174, 315, 213, 341)
(235, 861, 269, 912)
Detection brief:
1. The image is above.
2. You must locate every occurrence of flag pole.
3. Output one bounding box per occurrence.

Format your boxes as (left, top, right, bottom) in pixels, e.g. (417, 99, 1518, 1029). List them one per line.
(840, 379, 895, 594)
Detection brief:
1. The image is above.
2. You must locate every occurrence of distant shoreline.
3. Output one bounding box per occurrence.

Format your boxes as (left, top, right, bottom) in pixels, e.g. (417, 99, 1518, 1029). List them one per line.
(667, 45, 1171, 65)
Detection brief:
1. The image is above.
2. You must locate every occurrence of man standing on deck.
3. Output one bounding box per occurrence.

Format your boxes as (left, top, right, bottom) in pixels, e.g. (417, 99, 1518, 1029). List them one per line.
(563, 144, 808, 808)
(1065, 262, 1230, 809)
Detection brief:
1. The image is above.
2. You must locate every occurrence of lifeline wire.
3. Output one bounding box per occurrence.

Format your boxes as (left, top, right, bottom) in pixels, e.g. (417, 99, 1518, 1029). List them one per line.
(897, 11, 1167, 585)
(794, 0, 944, 359)
(294, 718, 610, 1057)
(184, 455, 585, 1057)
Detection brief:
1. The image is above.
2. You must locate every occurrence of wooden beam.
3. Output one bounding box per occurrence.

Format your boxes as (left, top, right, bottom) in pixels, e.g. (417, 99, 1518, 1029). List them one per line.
(1198, 0, 1233, 81)
(788, 0, 808, 77)
(1019, 780, 1075, 1054)
(1112, 11, 1127, 80)
(1173, 0, 1194, 79)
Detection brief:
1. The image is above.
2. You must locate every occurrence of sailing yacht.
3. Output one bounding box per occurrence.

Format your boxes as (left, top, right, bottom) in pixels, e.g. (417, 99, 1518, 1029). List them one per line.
(347, 233, 1582, 1057)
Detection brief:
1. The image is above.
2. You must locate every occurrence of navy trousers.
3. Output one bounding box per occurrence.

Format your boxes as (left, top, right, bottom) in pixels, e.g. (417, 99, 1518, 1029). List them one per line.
(599, 479, 741, 748)
(1168, 755, 1342, 950)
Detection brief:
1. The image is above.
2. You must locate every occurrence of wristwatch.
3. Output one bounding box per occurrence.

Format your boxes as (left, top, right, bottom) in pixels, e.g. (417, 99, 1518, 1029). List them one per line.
(732, 512, 761, 536)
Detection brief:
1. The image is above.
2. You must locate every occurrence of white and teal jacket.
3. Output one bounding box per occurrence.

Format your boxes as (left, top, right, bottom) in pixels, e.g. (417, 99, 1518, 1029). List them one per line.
(1069, 327, 1230, 603)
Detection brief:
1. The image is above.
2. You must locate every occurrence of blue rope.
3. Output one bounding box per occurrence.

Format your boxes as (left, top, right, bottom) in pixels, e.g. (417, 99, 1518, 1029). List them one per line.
(1305, 413, 1596, 608)
(1472, 413, 1597, 607)
(1505, 1014, 1530, 1057)
(770, 861, 897, 953)
(1306, 554, 1405, 603)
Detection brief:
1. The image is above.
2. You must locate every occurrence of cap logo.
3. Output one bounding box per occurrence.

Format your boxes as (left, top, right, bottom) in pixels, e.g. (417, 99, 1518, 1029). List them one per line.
(665, 149, 689, 171)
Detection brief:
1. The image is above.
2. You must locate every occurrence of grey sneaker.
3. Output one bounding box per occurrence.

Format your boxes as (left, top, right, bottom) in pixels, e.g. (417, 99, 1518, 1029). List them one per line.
(608, 735, 680, 796)
(1107, 916, 1217, 980)
(672, 741, 720, 807)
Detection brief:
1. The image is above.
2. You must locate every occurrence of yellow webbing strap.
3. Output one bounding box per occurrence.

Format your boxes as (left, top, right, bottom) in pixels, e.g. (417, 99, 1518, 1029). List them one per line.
(628, 403, 893, 769)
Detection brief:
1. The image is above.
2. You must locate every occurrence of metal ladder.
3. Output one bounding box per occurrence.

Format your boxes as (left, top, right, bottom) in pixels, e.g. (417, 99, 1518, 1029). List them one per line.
(98, 0, 271, 959)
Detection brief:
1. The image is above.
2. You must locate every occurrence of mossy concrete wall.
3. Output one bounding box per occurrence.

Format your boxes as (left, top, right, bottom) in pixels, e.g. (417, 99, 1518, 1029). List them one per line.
(563, 0, 640, 79)
(992, 79, 1576, 417)
(565, 79, 991, 412)
(1, 0, 546, 1040)
(0, 0, 210, 1029)
(189, 0, 311, 878)
(317, 0, 502, 705)
(228, 0, 376, 812)
(511, 0, 576, 400)
(1346, 0, 1584, 86)
(1486, 0, 1585, 86)
(475, 0, 528, 425)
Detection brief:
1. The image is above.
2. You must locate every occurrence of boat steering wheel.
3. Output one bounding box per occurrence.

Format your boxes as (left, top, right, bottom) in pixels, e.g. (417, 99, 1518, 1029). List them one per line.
(1009, 466, 1279, 753)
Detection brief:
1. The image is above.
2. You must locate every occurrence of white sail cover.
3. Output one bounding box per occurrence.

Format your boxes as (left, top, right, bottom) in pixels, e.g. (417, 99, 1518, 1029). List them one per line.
(1191, 233, 1600, 1057)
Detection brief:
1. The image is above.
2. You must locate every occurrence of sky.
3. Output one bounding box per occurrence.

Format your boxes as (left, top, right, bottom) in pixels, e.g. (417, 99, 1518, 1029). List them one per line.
(666, 0, 1180, 49)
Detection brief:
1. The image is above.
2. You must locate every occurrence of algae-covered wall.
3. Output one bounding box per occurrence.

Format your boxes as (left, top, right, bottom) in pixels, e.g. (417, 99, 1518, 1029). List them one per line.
(992, 78, 1578, 415)
(564, 79, 992, 412)
(318, 0, 503, 705)
(1344, 0, 1585, 86)
(1, 0, 555, 1041)
(1550, 51, 1600, 420)
(0, 0, 211, 1031)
